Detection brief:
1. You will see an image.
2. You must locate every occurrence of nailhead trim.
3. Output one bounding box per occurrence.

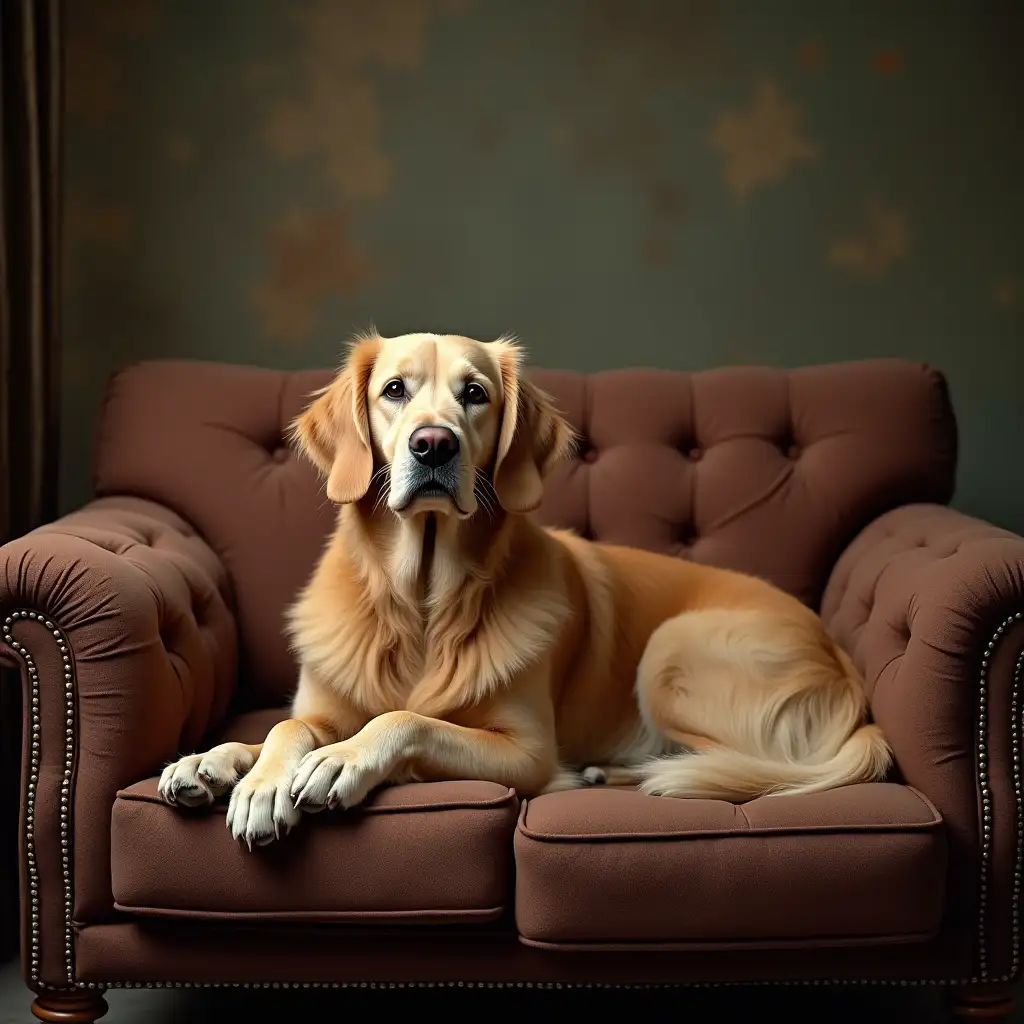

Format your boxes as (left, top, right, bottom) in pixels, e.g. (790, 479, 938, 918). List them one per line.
(1010, 644, 1024, 980)
(977, 613, 1024, 982)
(3, 608, 1022, 993)
(21, 976, 1024, 991)
(4, 611, 76, 988)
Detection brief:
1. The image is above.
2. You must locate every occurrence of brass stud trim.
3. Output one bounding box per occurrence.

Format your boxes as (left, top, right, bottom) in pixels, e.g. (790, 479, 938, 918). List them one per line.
(4, 611, 77, 987)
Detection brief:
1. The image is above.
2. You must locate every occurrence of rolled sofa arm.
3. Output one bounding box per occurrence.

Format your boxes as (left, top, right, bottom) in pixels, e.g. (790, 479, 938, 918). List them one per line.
(0, 496, 237, 991)
(821, 502, 1024, 985)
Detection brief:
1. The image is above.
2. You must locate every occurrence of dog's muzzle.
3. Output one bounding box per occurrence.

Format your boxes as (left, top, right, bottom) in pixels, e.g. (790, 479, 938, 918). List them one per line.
(401, 425, 463, 508)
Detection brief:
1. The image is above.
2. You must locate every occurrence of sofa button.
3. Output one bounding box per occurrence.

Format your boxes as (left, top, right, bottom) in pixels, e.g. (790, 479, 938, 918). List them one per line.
(688, 447, 703, 462)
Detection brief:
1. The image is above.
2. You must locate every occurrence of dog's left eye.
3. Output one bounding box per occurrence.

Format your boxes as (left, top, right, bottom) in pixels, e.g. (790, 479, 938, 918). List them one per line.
(462, 382, 489, 406)
(383, 379, 405, 400)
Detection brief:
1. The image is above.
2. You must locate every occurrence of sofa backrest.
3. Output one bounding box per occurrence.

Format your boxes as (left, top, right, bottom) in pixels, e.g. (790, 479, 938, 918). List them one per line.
(94, 358, 957, 707)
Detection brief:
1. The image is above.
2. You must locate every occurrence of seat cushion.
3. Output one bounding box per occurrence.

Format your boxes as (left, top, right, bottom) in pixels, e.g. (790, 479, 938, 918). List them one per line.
(514, 783, 945, 949)
(112, 776, 518, 924)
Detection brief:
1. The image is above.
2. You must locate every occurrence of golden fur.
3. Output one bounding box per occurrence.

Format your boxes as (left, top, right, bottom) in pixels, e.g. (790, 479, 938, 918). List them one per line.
(159, 332, 892, 848)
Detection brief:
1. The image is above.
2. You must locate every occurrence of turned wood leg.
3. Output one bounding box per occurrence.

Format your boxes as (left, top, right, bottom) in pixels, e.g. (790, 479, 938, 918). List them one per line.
(949, 985, 1015, 1022)
(31, 990, 108, 1023)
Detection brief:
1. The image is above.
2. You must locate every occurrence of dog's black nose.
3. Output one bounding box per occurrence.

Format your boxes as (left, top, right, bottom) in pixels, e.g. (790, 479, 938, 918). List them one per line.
(409, 425, 459, 468)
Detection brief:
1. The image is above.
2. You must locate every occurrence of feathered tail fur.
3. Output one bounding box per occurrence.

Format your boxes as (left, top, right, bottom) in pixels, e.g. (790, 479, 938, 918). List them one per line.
(636, 723, 892, 802)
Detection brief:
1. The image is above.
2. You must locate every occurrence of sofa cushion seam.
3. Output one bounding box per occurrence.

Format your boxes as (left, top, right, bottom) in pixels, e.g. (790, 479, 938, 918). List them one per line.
(116, 788, 518, 813)
(515, 819, 943, 843)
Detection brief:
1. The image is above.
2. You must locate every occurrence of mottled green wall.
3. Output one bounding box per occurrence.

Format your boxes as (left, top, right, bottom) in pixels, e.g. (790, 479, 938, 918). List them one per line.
(63, 0, 1024, 531)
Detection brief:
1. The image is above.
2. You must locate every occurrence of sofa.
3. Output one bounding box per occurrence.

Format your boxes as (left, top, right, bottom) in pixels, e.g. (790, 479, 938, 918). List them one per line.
(1, 356, 1022, 1022)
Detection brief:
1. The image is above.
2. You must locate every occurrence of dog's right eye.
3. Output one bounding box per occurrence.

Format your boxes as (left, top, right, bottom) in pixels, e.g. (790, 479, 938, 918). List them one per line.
(383, 379, 405, 400)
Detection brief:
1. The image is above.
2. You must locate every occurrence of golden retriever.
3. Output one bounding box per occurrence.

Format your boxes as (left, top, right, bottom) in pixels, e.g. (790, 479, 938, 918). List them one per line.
(158, 331, 892, 849)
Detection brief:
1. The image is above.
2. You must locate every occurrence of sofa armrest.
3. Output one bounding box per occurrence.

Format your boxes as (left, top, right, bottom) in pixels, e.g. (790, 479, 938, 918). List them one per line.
(822, 502, 1024, 984)
(0, 496, 238, 990)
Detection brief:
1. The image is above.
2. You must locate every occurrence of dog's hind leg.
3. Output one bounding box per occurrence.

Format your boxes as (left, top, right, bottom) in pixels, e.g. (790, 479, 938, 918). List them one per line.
(580, 735, 714, 787)
(579, 764, 643, 786)
(631, 607, 890, 801)
(539, 765, 589, 793)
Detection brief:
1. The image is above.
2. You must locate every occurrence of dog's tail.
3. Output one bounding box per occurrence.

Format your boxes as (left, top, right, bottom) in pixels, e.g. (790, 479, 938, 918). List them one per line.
(636, 723, 892, 803)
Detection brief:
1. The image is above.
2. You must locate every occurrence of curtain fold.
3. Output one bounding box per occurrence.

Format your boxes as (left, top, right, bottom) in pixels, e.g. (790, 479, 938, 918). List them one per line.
(0, 0, 63, 963)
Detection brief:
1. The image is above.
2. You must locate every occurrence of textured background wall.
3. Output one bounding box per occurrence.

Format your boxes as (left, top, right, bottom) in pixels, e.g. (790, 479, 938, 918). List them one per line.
(62, 0, 1024, 531)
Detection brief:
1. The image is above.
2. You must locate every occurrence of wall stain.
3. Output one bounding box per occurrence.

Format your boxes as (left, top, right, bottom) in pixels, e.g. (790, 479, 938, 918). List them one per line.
(557, 0, 723, 263)
(708, 80, 819, 204)
(799, 41, 824, 72)
(873, 49, 906, 77)
(828, 200, 910, 278)
(252, 209, 375, 346)
(251, 0, 473, 342)
(992, 274, 1021, 313)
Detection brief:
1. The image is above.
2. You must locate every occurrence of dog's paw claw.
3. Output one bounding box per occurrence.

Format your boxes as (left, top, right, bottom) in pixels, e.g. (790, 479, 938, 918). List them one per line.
(158, 756, 213, 808)
(159, 746, 256, 810)
(226, 770, 301, 849)
(291, 743, 392, 813)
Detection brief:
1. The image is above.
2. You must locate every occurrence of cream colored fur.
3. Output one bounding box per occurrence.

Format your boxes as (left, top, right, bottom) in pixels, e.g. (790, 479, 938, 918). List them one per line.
(158, 331, 892, 849)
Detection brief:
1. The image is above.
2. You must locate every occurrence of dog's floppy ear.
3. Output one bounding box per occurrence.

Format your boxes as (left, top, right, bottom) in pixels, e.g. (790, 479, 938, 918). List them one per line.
(290, 336, 380, 504)
(491, 338, 575, 514)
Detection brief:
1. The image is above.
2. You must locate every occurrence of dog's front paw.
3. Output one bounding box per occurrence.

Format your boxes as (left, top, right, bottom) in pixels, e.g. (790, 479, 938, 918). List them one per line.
(290, 743, 389, 812)
(158, 744, 255, 808)
(226, 767, 301, 850)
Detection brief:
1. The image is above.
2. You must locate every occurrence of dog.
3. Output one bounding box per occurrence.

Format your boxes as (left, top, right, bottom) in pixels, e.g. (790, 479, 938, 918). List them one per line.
(158, 331, 892, 849)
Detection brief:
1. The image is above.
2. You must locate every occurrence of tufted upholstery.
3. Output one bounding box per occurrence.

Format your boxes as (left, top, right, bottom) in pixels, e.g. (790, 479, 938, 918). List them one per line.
(92, 357, 956, 705)
(533, 361, 956, 603)
(20, 496, 237, 742)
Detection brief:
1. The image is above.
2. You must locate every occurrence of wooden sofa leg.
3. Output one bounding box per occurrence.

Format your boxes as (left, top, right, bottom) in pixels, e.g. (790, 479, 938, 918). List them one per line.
(949, 985, 1014, 1021)
(31, 990, 108, 1022)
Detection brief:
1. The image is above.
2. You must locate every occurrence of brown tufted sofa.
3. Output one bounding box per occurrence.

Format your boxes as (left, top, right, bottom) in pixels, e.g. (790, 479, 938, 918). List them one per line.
(1, 356, 1022, 1022)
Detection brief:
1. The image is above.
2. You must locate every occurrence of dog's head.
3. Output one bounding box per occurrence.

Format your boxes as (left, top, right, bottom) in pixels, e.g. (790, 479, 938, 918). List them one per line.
(291, 332, 575, 519)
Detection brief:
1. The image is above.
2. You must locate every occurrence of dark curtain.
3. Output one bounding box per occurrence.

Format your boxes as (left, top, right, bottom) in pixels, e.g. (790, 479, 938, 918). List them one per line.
(0, 0, 63, 963)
